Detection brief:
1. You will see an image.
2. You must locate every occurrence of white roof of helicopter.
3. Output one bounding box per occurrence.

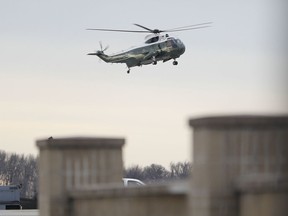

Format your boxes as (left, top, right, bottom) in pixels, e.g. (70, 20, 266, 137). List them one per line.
(144, 33, 170, 43)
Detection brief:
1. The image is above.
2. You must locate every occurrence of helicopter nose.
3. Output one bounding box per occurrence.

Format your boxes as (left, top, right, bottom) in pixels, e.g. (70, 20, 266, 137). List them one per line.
(181, 44, 185, 54)
(179, 43, 185, 55)
(176, 39, 185, 54)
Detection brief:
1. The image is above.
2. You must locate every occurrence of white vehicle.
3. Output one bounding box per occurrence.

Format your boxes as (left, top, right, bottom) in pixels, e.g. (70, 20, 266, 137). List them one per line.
(122, 178, 145, 187)
(0, 185, 22, 210)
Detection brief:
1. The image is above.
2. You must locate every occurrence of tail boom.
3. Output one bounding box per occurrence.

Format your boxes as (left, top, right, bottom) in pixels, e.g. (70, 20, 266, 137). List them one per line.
(87, 51, 110, 63)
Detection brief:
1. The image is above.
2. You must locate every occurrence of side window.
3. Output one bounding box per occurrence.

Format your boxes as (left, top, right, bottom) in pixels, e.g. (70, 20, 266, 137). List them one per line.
(145, 36, 159, 44)
(127, 180, 141, 186)
(152, 36, 159, 43)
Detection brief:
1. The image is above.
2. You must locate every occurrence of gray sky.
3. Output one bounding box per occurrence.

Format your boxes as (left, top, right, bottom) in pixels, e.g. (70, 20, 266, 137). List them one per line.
(1, 0, 287, 168)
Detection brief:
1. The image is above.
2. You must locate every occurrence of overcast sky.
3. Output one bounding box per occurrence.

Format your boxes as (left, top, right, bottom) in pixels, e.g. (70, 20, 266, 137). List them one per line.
(1, 0, 287, 168)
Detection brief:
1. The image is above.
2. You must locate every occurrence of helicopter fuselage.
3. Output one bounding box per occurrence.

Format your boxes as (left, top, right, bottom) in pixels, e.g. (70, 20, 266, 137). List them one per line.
(88, 34, 185, 71)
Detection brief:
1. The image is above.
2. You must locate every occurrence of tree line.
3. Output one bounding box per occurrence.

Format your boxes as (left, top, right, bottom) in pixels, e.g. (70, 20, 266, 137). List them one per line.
(0, 150, 192, 198)
(0, 150, 38, 198)
(124, 162, 192, 183)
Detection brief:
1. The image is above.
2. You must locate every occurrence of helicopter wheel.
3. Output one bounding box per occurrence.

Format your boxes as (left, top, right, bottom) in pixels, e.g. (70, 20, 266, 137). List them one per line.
(153, 61, 157, 65)
(127, 69, 130, 74)
(173, 60, 178, 65)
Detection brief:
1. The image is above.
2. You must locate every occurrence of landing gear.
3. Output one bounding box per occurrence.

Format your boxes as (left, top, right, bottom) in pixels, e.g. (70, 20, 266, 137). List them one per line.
(173, 60, 178, 65)
(152, 56, 157, 65)
(127, 68, 130, 74)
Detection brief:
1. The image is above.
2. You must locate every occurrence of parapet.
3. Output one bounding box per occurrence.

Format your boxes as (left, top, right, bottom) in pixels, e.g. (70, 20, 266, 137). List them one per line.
(189, 115, 288, 216)
(36, 137, 125, 149)
(37, 136, 125, 216)
(189, 115, 288, 128)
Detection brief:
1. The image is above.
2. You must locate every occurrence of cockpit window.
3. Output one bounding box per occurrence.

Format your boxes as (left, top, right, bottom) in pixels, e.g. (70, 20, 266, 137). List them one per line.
(167, 39, 172, 47)
(145, 36, 159, 44)
(166, 38, 177, 48)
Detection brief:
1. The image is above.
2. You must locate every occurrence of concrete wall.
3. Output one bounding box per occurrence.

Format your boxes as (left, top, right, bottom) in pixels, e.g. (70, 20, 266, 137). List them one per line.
(70, 183, 189, 216)
(189, 116, 288, 216)
(36, 137, 124, 216)
(36, 136, 188, 216)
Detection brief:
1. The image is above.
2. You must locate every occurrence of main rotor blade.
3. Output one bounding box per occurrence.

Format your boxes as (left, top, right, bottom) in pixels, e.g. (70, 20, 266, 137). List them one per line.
(133, 24, 155, 32)
(134, 24, 164, 34)
(164, 25, 212, 32)
(87, 22, 212, 34)
(164, 22, 213, 31)
(86, 28, 149, 33)
(133, 23, 212, 34)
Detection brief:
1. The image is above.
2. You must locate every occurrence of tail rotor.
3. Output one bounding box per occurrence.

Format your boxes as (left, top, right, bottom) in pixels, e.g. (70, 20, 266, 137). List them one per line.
(88, 41, 109, 61)
(99, 41, 109, 53)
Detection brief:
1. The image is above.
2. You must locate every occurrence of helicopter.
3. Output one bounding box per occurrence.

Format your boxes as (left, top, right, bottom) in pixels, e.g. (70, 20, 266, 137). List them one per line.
(87, 23, 211, 74)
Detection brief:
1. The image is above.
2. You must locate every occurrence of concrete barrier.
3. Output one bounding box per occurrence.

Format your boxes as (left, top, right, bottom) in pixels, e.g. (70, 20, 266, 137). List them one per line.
(189, 116, 288, 216)
(37, 137, 124, 216)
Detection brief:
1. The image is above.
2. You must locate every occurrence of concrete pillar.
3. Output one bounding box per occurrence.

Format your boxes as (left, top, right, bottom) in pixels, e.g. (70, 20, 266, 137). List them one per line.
(36, 137, 125, 216)
(189, 116, 288, 216)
